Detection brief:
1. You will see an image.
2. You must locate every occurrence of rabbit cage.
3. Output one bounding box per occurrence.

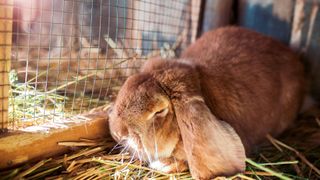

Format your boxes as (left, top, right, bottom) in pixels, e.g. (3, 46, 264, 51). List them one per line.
(0, 0, 320, 179)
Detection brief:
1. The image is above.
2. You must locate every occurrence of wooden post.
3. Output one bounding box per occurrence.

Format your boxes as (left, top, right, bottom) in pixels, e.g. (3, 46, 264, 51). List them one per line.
(201, 0, 233, 33)
(0, 0, 13, 132)
(290, 0, 305, 50)
(191, 0, 202, 42)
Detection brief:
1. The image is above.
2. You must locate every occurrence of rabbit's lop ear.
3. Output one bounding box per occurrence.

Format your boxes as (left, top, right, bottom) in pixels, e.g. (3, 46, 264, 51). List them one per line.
(174, 97, 246, 179)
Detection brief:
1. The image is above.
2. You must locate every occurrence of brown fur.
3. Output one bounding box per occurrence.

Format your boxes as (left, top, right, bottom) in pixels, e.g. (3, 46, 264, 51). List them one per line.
(108, 26, 305, 179)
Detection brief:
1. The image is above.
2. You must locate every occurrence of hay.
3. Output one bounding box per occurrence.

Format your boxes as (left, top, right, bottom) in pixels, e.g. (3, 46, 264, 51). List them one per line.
(8, 70, 69, 130)
(1, 113, 319, 180)
(0, 137, 191, 180)
(8, 70, 108, 130)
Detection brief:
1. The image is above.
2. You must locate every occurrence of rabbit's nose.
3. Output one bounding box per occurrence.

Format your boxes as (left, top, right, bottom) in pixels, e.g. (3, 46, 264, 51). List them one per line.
(126, 138, 139, 150)
(119, 125, 129, 137)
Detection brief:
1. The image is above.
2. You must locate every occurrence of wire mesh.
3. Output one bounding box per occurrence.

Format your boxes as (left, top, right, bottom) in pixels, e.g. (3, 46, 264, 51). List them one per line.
(0, 0, 201, 131)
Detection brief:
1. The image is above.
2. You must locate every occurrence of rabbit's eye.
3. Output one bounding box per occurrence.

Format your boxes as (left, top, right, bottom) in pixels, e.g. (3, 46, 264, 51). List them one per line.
(147, 107, 169, 120)
(154, 107, 168, 117)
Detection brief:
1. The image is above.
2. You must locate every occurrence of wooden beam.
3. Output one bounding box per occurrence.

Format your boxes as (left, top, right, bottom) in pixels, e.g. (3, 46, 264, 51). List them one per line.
(191, 0, 202, 42)
(290, 0, 305, 50)
(0, 0, 13, 132)
(201, 0, 233, 33)
(0, 112, 110, 169)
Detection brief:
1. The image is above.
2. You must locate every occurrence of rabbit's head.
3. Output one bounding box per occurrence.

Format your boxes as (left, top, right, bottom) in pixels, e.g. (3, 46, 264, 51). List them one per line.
(109, 72, 181, 162)
(108, 59, 246, 179)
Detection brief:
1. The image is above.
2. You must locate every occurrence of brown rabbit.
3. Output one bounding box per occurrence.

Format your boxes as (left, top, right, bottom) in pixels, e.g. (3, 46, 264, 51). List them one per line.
(108, 26, 305, 179)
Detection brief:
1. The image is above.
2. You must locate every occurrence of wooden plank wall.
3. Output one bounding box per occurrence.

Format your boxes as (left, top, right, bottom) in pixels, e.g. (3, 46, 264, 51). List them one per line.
(293, 0, 320, 99)
(0, 0, 13, 132)
(238, 0, 294, 44)
(239, 0, 320, 99)
(202, 0, 320, 100)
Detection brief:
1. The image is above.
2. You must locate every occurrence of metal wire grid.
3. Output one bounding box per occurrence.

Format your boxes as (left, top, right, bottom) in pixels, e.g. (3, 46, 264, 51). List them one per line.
(2, 0, 200, 131)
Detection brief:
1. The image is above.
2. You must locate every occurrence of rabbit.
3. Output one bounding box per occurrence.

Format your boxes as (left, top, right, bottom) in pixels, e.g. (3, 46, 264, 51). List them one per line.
(108, 26, 306, 179)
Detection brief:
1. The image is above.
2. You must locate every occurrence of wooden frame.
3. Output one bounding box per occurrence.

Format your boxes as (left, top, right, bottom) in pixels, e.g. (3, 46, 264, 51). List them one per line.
(0, 0, 13, 132)
(0, 112, 109, 169)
